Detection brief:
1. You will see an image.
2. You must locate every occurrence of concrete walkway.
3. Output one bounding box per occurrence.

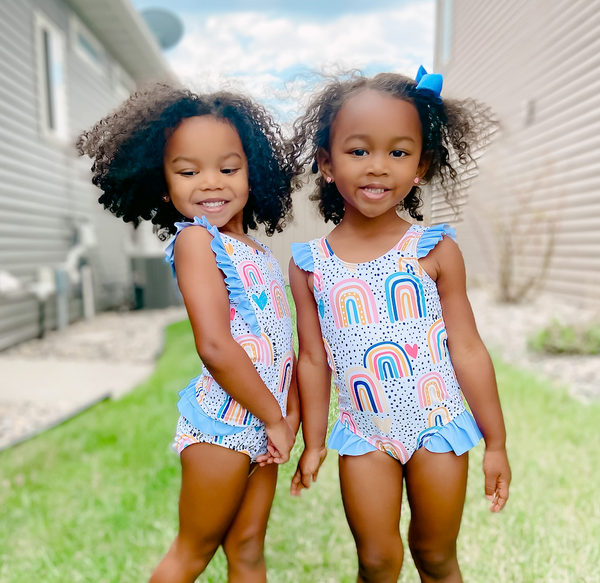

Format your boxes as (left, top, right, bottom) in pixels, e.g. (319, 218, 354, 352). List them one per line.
(0, 307, 186, 451)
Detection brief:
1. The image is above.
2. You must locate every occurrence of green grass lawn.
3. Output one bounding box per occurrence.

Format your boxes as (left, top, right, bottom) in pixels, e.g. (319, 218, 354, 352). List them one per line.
(1, 317, 599, 582)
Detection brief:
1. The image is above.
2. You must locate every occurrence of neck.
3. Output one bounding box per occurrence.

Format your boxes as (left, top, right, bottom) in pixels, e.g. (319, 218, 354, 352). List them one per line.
(339, 206, 408, 238)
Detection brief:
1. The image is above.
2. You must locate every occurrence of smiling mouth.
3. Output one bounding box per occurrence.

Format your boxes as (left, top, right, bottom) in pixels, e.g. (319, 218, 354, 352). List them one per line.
(360, 186, 390, 199)
(197, 199, 228, 210)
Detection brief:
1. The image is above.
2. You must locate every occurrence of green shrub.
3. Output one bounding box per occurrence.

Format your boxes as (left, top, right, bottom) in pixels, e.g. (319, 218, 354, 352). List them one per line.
(528, 319, 600, 355)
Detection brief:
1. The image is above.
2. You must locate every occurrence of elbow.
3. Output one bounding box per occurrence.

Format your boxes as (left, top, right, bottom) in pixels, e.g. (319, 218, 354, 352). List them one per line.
(195, 336, 233, 369)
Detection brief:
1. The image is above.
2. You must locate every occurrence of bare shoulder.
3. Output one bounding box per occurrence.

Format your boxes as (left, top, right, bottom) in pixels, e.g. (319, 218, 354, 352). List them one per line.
(173, 225, 215, 261)
(420, 234, 465, 282)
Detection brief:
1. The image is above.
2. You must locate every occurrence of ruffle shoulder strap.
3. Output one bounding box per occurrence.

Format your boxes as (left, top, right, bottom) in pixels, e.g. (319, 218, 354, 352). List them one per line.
(416, 224, 456, 259)
(290, 242, 314, 272)
(164, 216, 261, 336)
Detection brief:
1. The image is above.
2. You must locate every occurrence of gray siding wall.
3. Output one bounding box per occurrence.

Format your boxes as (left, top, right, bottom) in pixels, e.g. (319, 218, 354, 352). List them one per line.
(0, 0, 136, 350)
(433, 0, 600, 306)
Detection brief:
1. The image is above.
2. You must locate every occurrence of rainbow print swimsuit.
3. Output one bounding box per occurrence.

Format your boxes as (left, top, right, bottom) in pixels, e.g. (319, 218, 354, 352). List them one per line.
(165, 216, 294, 461)
(291, 224, 482, 464)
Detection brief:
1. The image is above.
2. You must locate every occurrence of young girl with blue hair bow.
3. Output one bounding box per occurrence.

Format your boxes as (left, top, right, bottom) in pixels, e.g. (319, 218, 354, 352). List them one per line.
(287, 69, 511, 582)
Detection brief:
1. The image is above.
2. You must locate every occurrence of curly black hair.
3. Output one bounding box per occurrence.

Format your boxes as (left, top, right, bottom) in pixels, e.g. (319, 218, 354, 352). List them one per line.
(77, 84, 295, 238)
(288, 72, 496, 223)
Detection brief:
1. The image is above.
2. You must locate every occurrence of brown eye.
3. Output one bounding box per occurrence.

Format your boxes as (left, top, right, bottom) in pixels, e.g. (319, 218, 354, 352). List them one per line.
(351, 149, 367, 157)
(390, 150, 406, 158)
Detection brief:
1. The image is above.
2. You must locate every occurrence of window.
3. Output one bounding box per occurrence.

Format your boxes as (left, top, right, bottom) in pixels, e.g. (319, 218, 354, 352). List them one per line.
(34, 12, 68, 141)
(70, 15, 105, 72)
(439, 0, 453, 66)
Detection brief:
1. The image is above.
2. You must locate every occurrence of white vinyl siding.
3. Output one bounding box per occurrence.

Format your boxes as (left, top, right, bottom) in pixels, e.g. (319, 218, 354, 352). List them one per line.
(432, 0, 600, 306)
(0, 0, 136, 350)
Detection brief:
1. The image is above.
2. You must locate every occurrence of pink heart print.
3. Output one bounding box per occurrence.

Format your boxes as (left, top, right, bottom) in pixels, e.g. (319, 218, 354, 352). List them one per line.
(405, 343, 418, 358)
(230, 307, 236, 320)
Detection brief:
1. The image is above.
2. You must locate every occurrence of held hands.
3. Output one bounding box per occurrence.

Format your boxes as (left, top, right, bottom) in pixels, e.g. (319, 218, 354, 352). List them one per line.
(256, 416, 295, 466)
(483, 446, 511, 512)
(290, 446, 328, 496)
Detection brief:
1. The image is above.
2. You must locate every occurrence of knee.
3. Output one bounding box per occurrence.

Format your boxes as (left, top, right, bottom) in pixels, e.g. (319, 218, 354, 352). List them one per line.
(170, 535, 218, 574)
(357, 542, 403, 582)
(410, 543, 457, 580)
(223, 528, 266, 570)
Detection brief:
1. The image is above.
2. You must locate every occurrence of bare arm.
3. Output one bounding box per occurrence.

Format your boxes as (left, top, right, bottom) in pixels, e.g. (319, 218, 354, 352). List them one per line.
(288, 259, 331, 495)
(174, 226, 294, 462)
(422, 237, 511, 511)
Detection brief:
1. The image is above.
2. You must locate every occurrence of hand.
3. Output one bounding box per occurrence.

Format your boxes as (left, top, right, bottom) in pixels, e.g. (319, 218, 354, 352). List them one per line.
(483, 447, 511, 512)
(290, 446, 328, 496)
(263, 416, 295, 464)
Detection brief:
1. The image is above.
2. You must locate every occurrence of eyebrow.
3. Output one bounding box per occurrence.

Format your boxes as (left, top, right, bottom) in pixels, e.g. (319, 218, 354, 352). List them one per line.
(343, 134, 416, 144)
(170, 152, 243, 164)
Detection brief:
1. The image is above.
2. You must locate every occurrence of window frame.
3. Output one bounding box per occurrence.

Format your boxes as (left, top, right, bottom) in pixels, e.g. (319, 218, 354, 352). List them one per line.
(33, 11, 68, 142)
(69, 14, 106, 74)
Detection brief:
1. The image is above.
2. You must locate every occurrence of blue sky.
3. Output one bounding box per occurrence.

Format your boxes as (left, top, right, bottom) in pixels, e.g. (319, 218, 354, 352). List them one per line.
(131, 0, 435, 120)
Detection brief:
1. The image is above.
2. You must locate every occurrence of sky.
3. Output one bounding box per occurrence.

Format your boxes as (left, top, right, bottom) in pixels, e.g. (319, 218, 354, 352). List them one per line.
(131, 0, 435, 121)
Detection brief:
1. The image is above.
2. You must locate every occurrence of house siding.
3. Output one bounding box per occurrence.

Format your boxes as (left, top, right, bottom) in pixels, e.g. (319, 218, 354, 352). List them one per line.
(0, 0, 138, 350)
(432, 0, 600, 306)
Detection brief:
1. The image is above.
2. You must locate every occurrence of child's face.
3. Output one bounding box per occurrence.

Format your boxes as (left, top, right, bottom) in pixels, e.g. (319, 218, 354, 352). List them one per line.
(164, 116, 249, 230)
(319, 89, 427, 221)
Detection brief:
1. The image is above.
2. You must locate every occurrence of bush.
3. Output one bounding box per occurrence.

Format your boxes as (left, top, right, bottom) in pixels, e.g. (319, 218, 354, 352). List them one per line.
(528, 319, 600, 355)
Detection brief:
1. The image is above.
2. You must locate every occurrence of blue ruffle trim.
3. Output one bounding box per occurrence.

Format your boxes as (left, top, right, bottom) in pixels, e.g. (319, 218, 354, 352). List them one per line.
(177, 376, 245, 436)
(416, 224, 456, 259)
(164, 215, 261, 336)
(328, 421, 378, 455)
(424, 410, 482, 455)
(328, 410, 482, 458)
(290, 242, 314, 272)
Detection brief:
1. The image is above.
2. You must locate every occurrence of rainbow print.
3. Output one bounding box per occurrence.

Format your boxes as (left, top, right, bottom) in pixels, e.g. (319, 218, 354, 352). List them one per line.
(345, 366, 389, 413)
(313, 269, 324, 293)
(368, 435, 409, 463)
(393, 231, 420, 255)
(330, 278, 379, 328)
(235, 333, 273, 366)
(427, 319, 448, 364)
(238, 260, 265, 288)
(278, 350, 293, 394)
(261, 333, 274, 366)
(322, 337, 336, 375)
(363, 341, 413, 380)
(339, 410, 359, 434)
(385, 272, 427, 322)
(399, 257, 423, 278)
(194, 375, 213, 404)
(175, 434, 199, 454)
(417, 426, 441, 449)
(417, 372, 449, 408)
(317, 237, 333, 259)
(218, 395, 253, 425)
(270, 280, 291, 319)
(428, 406, 451, 428)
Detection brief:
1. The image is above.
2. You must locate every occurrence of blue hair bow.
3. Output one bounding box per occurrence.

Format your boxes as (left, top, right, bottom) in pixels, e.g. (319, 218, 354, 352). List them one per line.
(415, 65, 443, 103)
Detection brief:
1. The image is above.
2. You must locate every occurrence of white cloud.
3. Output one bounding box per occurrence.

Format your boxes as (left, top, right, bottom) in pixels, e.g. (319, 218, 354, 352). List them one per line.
(167, 3, 435, 113)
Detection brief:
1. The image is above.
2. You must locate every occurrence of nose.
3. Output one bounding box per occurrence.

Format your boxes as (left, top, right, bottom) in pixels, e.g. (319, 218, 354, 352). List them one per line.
(367, 152, 389, 176)
(197, 169, 223, 190)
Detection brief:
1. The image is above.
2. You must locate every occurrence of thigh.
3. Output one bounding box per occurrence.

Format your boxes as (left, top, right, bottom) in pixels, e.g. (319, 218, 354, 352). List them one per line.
(178, 443, 252, 550)
(223, 462, 279, 548)
(339, 451, 404, 550)
(404, 447, 468, 550)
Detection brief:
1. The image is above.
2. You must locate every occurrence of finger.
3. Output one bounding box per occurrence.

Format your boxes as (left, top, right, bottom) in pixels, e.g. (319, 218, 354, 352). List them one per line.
(291, 470, 305, 496)
(484, 471, 499, 498)
(301, 470, 312, 489)
(312, 469, 319, 482)
(492, 481, 510, 512)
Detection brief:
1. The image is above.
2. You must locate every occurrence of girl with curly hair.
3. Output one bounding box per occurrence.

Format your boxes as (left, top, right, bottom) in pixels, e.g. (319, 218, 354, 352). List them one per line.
(288, 69, 511, 582)
(78, 84, 299, 583)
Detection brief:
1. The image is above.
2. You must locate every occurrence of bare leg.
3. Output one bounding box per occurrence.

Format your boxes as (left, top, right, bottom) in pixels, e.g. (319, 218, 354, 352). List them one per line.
(404, 448, 468, 583)
(149, 443, 251, 583)
(339, 451, 404, 583)
(222, 463, 279, 583)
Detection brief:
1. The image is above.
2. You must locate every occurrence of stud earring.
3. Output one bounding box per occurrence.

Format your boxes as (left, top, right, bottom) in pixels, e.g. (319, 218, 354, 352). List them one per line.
(414, 177, 420, 185)
(162, 194, 170, 202)
(326, 176, 333, 184)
